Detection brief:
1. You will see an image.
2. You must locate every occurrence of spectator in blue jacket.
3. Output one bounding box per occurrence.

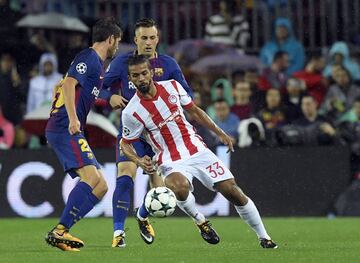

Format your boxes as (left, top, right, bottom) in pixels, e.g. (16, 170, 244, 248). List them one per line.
(260, 17, 305, 75)
(323, 41, 360, 81)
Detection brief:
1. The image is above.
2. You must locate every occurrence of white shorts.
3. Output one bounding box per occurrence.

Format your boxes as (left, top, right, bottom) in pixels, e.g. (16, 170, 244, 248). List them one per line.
(159, 148, 234, 191)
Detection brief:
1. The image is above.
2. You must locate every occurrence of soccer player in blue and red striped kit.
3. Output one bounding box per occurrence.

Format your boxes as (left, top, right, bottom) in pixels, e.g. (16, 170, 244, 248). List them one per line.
(104, 18, 194, 247)
(44, 17, 122, 251)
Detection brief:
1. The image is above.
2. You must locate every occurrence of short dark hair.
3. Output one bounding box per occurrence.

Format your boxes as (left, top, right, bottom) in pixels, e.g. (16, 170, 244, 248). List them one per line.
(214, 98, 228, 105)
(92, 17, 122, 43)
(127, 54, 151, 70)
(301, 94, 316, 103)
(273, 51, 288, 63)
(134, 18, 158, 34)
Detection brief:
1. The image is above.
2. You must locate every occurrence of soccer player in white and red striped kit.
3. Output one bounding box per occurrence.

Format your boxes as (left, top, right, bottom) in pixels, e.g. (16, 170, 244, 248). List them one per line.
(121, 54, 277, 248)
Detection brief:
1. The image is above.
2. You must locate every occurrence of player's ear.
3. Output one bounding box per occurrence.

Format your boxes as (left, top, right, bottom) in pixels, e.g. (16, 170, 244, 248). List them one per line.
(134, 36, 138, 45)
(108, 35, 114, 45)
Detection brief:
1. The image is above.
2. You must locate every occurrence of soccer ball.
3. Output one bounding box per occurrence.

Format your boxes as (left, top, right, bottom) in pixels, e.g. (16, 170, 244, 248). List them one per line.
(144, 187, 177, 218)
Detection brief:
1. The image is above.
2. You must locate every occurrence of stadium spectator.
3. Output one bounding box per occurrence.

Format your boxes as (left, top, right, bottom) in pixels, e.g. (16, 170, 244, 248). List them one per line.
(0, 0, 23, 52)
(320, 68, 360, 122)
(257, 88, 286, 145)
(336, 97, 360, 178)
(0, 104, 15, 149)
(58, 33, 87, 74)
(237, 117, 266, 148)
(231, 80, 253, 120)
(260, 17, 305, 75)
(294, 95, 337, 145)
(293, 54, 328, 105)
(204, 0, 250, 52)
(26, 53, 62, 113)
(0, 53, 23, 125)
(214, 98, 240, 144)
(283, 78, 305, 123)
(258, 51, 289, 92)
(206, 78, 234, 120)
(323, 41, 360, 81)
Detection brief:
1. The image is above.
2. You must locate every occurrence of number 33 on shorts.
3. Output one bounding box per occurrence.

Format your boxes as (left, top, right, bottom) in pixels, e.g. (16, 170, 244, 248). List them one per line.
(206, 161, 225, 178)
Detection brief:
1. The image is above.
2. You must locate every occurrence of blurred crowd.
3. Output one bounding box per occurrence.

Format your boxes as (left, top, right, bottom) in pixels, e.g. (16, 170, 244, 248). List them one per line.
(1, 0, 360, 179)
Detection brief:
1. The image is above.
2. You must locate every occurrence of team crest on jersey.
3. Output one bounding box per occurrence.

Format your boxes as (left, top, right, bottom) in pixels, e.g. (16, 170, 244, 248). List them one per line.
(76, 62, 87, 74)
(154, 67, 164, 77)
(168, 94, 178, 105)
(123, 127, 131, 136)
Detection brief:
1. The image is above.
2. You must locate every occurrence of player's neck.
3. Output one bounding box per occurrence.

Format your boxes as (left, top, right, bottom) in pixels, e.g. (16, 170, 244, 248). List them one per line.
(140, 84, 157, 99)
(91, 43, 107, 61)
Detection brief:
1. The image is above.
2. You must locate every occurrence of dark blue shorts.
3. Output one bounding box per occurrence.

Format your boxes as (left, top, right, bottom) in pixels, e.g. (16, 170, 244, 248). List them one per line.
(116, 135, 154, 164)
(46, 131, 100, 178)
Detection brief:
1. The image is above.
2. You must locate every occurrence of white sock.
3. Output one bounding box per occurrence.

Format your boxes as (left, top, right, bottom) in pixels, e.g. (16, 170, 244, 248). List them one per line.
(176, 192, 206, 224)
(235, 198, 271, 240)
(113, 229, 125, 237)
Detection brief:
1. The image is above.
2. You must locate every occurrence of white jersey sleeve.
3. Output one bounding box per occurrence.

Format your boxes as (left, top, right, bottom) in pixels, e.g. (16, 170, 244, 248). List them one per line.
(121, 111, 144, 143)
(172, 80, 193, 108)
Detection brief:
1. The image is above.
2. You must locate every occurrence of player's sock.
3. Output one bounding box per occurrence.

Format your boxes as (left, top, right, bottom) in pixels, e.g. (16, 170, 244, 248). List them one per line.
(137, 202, 150, 220)
(113, 175, 134, 232)
(235, 198, 271, 240)
(59, 182, 93, 229)
(176, 192, 206, 224)
(77, 191, 100, 219)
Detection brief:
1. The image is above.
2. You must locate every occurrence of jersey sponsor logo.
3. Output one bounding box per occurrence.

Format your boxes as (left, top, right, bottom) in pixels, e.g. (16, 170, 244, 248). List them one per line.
(154, 67, 164, 77)
(123, 127, 131, 136)
(168, 94, 178, 105)
(76, 62, 87, 74)
(158, 108, 181, 129)
(128, 81, 137, 90)
(91, 86, 100, 98)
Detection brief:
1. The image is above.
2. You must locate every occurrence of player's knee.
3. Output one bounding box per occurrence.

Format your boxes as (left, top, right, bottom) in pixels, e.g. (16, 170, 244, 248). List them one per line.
(94, 175, 108, 198)
(216, 180, 247, 206)
(98, 179, 108, 198)
(78, 166, 101, 188)
(164, 173, 190, 201)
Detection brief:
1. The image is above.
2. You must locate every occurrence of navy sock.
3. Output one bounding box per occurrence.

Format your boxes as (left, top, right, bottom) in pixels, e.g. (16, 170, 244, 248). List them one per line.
(59, 182, 93, 229)
(113, 176, 134, 232)
(77, 192, 100, 219)
(138, 201, 150, 219)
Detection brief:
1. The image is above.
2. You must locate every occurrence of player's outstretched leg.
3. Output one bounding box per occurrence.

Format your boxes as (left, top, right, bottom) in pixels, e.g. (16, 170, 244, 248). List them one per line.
(215, 178, 278, 249)
(134, 170, 164, 245)
(135, 206, 155, 244)
(45, 167, 107, 251)
(165, 172, 220, 245)
(112, 174, 134, 248)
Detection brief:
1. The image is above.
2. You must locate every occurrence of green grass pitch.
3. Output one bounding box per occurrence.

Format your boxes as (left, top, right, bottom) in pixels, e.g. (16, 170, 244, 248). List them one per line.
(0, 217, 359, 263)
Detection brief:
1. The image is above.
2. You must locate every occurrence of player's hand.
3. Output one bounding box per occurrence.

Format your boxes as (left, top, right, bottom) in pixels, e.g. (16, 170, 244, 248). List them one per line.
(110, 95, 128, 109)
(218, 132, 235, 153)
(138, 155, 156, 175)
(68, 118, 81, 135)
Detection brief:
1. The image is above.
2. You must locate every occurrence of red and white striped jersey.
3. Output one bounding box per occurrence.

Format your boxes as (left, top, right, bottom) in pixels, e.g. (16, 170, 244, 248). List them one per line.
(121, 79, 207, 165)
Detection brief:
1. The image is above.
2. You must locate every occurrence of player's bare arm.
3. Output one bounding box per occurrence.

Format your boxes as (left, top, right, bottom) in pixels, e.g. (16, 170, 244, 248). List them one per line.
(186, 103, 234, 152)
(120, 139, 156, 174)
(109, 94, 128, 109)
(62, 76, 80, 135)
